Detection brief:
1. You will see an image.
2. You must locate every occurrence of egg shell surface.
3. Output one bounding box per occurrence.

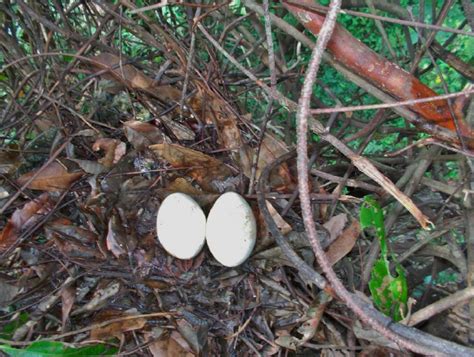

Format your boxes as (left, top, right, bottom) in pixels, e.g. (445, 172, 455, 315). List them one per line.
(156, 193, 206, 259)
(206, 192, 256, 267)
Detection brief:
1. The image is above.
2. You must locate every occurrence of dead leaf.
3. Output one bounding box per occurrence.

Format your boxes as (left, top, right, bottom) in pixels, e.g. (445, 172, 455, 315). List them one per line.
(170, 331, 196, 356)
(69, 158, 106, 175)
(90, 309, 146, 341)
(89, 53, 181, 103)
(323, 213, 348, 243)
(325, 221, 360, 267)
(265, 201, 292, 235)
(46, 218, 98, 244)
(160, 115, 195, 141)
(17, 162, 83, 191)
(176, 319, 207, 354)
(93, 138, 127, 168)
(72, 281, 120, 316)
(124, 120, 169, 149)
(0, 193, 52, 252)
(106, 214, 128, 258)
(240, 136, 294, 191)
(0, 145, 21, 174)
(61, 286, 75, 328)
(149, 334, 195, 357)
(150, 143, 232, 192)
(0, 280, 19, 305)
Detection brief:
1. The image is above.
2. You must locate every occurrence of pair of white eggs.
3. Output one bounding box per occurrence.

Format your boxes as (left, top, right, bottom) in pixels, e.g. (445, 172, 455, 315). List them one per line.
(156, 192, 257, 267)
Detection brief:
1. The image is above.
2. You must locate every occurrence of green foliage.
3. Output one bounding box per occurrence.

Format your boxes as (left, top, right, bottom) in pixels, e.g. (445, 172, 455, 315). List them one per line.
(0, 313, 29, 340)
(0, 341, 117, 357)
(360, 196, 408, 321)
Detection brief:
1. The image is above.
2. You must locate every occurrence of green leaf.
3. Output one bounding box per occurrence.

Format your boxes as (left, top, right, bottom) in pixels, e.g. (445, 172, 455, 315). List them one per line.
(0, 341, 117, 357)
(0, 313, 29, 340)
(361, 196, 408, 321)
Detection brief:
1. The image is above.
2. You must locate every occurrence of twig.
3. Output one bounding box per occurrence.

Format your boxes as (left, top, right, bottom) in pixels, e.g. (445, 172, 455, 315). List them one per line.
(403, 287, 474, 327)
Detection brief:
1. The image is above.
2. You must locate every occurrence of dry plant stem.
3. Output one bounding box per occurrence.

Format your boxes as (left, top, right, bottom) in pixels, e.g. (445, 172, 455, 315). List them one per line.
(403, 287, 474, 327)
(179, 5, 201, 115)
(293, 1, 439, 354)
(247, 0, 277, 195)
(363, 0, 397, 59)
(310, 89, 474, 115)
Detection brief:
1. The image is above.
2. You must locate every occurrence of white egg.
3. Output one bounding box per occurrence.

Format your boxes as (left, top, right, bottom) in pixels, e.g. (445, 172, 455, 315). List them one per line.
(206, 192, 256, 267)
(156, 193, 206, 259)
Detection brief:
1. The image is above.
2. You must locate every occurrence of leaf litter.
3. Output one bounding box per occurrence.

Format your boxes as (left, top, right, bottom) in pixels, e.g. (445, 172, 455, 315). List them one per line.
(0, 3, 471, 355)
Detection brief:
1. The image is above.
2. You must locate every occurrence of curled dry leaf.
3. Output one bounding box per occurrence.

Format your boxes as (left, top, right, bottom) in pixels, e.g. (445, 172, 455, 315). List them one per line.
(93, 138, 127, 168)
(0, 193, 52, 252)
(150, 143, 232, 192)
(17, 161, 83, 192)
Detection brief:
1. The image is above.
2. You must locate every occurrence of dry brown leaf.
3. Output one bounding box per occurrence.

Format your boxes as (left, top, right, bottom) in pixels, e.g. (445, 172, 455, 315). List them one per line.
(90, 309, 146, 341)
(0, 145, 21, 174)
(323, 213, 348, 243)
(150, 143, 232, 192)
(265, 201, 292, 235)
(124, 120, 169, 149)
(106, 215, 128, 258)
(69, 158, 106, 175)
(325, 220, 360, 266)
(0, 280, 19, 305)
(46, 218, 98, 244)
(170, 331, 196, 356)
(149, 339, 169, 356)
(93, 138, 127, 168)
(61, 285, 76, 328)
(90, 53, 181, 103)
(0, 193, 52, 252)
(17, 162, 83, 192)
(240, 136, 294, 191)
(53, 237, 104, 260)
(72, 281, 120, 315)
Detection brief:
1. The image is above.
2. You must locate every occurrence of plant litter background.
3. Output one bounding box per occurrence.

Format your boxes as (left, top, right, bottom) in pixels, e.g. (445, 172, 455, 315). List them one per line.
(0, 0, 473, 355)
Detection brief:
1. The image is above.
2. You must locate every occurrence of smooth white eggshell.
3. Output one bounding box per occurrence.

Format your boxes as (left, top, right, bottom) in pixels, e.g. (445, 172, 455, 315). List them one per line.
(157, 193, 206, 259)
(206, 192, 256, 267)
